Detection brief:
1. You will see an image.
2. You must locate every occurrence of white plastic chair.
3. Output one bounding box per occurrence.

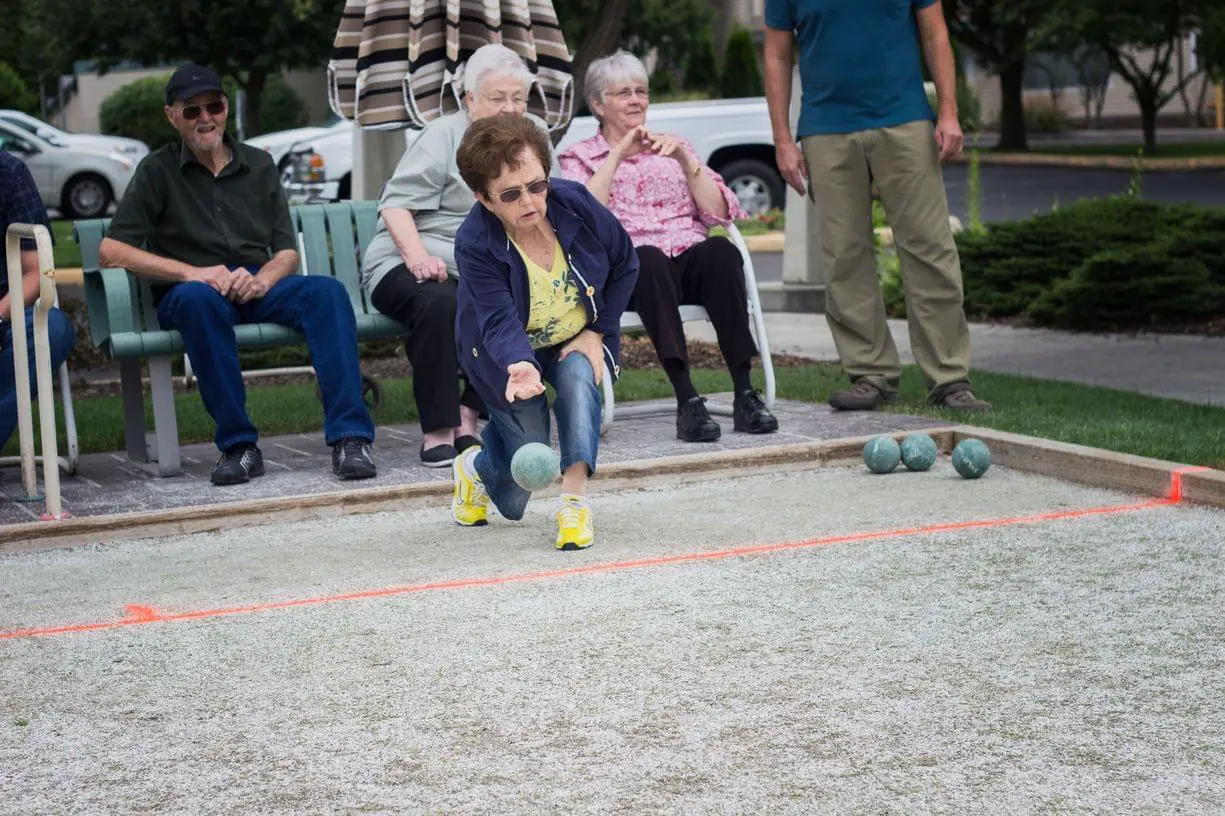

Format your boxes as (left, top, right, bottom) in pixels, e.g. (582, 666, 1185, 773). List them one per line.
(600, 223, 775, 435)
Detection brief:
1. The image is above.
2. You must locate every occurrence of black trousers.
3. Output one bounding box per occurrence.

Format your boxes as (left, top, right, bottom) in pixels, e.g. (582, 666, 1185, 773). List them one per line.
(631, 236, 758, 373)
(370, 266, 484, 433)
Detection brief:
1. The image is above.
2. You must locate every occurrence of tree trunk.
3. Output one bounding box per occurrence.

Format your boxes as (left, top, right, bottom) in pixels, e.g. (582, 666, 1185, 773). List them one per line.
(570, 0, 629, 110)
(244, 69, 267, 138)
(996, 59, 1028, 151)
(1138, 95, 1158, 154)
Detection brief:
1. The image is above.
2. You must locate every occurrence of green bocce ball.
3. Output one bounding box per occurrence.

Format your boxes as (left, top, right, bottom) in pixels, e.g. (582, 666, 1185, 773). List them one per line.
(900, 433, 938, 472)
(863, 435, 902, 474)
(952, 439, 992, 479)
(510, 442, 561, 491)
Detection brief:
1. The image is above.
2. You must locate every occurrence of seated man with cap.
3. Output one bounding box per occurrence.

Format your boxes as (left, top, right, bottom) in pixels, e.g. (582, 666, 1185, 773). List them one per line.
(99, 65, 377, 486)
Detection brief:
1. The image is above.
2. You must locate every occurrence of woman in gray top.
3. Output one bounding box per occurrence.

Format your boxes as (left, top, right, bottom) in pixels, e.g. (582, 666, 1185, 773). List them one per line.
(364, 44, 548, 467)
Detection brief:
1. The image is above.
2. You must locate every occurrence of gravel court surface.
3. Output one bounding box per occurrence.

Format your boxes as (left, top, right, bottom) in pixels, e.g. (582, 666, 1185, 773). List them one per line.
(2, 464, 1224, 813)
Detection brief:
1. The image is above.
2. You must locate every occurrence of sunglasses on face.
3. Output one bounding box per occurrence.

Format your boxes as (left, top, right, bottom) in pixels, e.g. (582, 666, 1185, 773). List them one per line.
(496, 178, 549, 204)
(180, 100, 226, 120)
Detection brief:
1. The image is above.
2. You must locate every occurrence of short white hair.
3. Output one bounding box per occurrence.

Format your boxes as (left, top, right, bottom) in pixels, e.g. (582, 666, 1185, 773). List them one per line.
(463, 44, 533, 97)
(584, 50, 649, 109)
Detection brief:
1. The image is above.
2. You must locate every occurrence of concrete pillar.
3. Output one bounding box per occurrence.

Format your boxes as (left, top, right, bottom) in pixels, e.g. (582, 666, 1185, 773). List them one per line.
(758, 67, 826, 313)
(351, 127, 409, 201)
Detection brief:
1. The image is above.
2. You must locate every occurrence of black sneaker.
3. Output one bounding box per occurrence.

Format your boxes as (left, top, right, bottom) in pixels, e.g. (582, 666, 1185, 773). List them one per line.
(733, 390, 779, 434)
(211, 443, 264, 486)
(828, 379, 898, 412)
(930, 383, 993, 413)
(332, 437, 377, 480)
(420, 443, 458, 468)
(677, 396, 721, 443)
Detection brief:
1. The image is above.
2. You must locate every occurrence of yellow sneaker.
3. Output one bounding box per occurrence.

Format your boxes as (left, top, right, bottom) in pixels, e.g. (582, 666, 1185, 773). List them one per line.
(451, 449, 490, 527)
(555, 496, 594, 550)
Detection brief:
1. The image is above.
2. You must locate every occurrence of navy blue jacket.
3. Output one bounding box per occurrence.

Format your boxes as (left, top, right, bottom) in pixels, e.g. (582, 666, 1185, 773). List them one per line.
(454, 178, 639, 413)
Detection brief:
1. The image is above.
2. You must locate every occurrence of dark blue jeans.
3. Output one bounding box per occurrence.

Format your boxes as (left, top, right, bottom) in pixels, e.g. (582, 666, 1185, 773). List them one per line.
(157, 274, 374, 453)
(474, 351, 602, 521)
(1, 307, 76, 448)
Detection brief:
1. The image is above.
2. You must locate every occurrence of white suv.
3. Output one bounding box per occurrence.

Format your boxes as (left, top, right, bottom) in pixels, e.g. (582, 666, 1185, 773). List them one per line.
(0, 119, 137, 218)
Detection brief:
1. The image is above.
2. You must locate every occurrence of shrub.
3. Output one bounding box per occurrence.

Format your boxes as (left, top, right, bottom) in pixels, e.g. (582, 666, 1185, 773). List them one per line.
(252, 76, 309, 134)
(1024, 101, 1071, 133)
(685, 28, 720, 93)
(649, 65, 676, 97)
(0, 62, 35, 113)
(719, 26, 763, 98)
(1029, 244, 1225, 330)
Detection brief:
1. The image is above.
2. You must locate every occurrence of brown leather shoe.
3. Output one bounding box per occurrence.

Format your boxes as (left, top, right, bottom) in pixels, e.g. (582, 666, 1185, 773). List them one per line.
(828, 379, 898, 411)
(930, 384, 993, 413)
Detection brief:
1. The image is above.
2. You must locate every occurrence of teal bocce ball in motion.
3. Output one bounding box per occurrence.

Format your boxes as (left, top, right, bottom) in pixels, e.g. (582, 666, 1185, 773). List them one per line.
(952, 439, 992, 479)
(510, 442, 561, 491)
(863, 435, 902, 474)
(900, 433, 938, 472)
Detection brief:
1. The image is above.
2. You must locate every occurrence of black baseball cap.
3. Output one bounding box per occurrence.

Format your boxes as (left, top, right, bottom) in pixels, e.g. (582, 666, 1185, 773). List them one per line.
(165, 64, 224, 105)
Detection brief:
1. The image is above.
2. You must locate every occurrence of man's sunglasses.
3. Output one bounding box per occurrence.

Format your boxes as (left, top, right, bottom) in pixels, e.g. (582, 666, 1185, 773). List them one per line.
(496, 178, 549, 203)
(180, 100, 226, 120)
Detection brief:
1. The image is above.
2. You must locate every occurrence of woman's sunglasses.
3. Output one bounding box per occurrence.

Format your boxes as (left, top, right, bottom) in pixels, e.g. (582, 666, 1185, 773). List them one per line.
(496, 178, 549, 203)
(180, 100, 226, 120)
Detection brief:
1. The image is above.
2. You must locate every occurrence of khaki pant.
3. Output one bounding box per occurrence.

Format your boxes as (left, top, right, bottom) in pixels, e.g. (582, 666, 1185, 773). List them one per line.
(802, 119, 970, 394)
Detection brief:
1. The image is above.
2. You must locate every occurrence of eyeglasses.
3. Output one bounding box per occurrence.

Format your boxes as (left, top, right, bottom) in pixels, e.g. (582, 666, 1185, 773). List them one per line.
(496, 178, 549, 203)
(610, 87, 649, 101)
(180, 100, 226, 120)
(483, 95, 527, 107)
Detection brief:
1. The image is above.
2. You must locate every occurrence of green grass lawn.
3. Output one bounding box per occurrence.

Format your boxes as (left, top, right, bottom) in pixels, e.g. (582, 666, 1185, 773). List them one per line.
(1022, 141, 1225, 159)
(51, 220, 81, 269)
(7, 364, 1224, 469)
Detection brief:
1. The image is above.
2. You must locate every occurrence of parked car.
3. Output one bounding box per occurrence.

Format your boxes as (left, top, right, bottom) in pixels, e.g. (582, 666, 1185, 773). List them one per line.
(0, 109, 149, 159)
(280, 97, 787, 216)
(244, 116, 352, 169)
(0, 119, 136, 218)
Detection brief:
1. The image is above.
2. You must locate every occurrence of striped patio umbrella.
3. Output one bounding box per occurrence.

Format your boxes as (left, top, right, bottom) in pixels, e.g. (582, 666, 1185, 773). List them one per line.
(328, 0, 574, 132)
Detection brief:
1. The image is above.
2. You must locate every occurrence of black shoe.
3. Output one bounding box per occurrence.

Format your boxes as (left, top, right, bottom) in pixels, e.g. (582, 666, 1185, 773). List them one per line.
(733, 389, 779, 434)
(332, 437, 377, 480)
(454, 435, 482, 453)
(420, 443, 458, 468)
(677, 396, 721, 443)
(828, 379, 898, 412)
(211, 443, 264, 486)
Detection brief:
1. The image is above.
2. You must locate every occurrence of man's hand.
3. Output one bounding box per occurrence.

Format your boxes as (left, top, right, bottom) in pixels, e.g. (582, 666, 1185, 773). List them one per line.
(775, 139, 808, 196)
(934, 114, 964, 164)
(612, 125, 651, 162)
(193, 265, 239, 298)
(229, 270, 273, 304)
(505, 361, 545, 403)
(559, 329, 604, 386)
(407, 255, 449, 282)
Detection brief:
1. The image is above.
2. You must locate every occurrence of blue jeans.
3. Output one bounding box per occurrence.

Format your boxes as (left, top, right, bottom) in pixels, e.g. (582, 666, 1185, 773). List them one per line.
(1, 307, 76, 448)
(474, 351, 602, 521)
(157, 274, 374, 452)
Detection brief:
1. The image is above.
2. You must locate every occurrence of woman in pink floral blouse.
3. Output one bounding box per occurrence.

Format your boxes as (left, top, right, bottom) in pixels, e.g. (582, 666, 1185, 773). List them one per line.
(558, 51, 778, 443)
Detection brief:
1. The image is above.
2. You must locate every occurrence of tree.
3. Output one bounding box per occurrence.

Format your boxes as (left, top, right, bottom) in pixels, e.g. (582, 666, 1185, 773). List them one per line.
(719, 27, 763, 98)
(943, 0, 1061, 151)
(685, 28, 720, 92)
(1078, 0, 1210, 152)
(44, 0, 344, 136)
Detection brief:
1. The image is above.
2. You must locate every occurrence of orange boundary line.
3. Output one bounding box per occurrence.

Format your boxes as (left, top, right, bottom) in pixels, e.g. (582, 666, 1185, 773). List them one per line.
(0, 498, 1174, 641)
(1169, 466, 1212, 503)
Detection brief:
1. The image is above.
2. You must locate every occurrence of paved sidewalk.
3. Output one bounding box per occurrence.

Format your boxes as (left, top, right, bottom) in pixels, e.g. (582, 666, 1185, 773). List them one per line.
(688, 314, 1225, 406)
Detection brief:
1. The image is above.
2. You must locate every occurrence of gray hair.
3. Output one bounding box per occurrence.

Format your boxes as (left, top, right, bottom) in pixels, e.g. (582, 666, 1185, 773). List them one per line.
(463, 43, 533, 97)
(584, 50, 649, 110)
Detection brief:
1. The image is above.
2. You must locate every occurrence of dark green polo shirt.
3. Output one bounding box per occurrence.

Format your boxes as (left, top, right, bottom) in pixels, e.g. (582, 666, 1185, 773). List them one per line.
(106, 136, 295, 300)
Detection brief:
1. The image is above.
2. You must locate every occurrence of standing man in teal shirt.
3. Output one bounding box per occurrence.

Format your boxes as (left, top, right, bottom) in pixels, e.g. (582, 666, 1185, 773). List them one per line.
(764, 0, 991, 413)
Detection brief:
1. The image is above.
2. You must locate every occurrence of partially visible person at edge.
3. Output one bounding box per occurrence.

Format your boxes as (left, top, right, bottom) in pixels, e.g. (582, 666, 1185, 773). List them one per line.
(363, 43, 564, 469)
(763, 0, 992, 413)
(449, 114, 638, 551)
(559, 50, 780, 443)
(1, 153, 76, 455)
(99, 64, 378, 486)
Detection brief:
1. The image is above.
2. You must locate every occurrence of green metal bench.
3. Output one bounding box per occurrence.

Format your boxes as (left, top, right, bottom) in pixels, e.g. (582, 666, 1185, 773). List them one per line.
(74, 200, 403, 476)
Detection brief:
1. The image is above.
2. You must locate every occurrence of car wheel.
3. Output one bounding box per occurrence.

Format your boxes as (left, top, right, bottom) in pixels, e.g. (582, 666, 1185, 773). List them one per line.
(720, 159, 785, 218)
(62, 174, 113, 219)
